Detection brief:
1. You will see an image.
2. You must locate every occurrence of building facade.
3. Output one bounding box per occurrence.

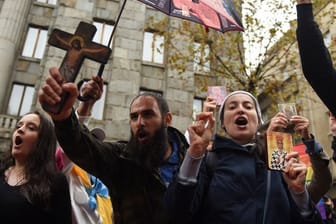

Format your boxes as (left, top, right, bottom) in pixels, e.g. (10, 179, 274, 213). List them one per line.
(0, 0, 233, 149)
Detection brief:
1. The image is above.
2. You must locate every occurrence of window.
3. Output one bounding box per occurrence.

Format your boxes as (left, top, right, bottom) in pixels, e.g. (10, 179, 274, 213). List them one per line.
(93, 21, 114, 47)
(193, 42, 210, 72)
(142, 31, 164, 64)
(22, 26, 48, 59)
(91, 83, 108, 120)
(7, 84, 35, 116)
(36, 0, 57, 4)
(193, 98, 204, 120)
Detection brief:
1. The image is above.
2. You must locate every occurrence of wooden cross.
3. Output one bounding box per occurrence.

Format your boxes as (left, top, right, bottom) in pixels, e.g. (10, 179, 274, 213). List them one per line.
(44, 21, 111, 114)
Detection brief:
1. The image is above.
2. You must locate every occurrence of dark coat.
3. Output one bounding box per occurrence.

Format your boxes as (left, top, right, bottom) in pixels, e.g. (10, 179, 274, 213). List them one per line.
(166, 135, 322, 224)
(54, 111, 188, 224)
(297, 3, 336, 116)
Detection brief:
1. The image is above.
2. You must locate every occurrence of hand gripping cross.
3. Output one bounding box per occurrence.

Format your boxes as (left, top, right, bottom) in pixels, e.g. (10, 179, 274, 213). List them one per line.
(43, 21, 111, 114)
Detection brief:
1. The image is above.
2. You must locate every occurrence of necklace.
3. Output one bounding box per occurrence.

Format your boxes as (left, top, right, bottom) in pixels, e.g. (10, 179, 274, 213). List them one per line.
(5, 167, 26, 186)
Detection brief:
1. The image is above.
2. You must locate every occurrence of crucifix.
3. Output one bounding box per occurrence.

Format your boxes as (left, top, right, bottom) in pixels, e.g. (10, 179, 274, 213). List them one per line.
(43, 21, 111, 114)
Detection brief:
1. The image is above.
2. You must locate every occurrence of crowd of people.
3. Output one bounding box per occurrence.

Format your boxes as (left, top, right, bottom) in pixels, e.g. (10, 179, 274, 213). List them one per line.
(1, 0, 336, 223)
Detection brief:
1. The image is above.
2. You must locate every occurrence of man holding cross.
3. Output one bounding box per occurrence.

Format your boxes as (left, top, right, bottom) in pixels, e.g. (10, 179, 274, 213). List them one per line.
(39, 67, 214, 224)
(39, 20, 214, 223)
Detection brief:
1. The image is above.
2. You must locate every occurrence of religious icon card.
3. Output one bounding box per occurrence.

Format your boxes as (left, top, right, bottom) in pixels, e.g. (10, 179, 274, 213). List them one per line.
(278, 103, 297, 133)
(207, 86, 226, 106)
(278, 103, 297, 119)
(265, 131, 293, 171)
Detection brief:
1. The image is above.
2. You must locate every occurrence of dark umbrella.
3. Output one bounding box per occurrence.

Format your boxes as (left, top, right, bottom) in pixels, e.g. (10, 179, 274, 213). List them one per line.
(136, 0, 244, 32)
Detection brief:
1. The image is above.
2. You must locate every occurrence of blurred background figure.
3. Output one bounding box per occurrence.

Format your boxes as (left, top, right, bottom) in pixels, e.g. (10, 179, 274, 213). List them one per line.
(55, 141, 112, 224)
(55, 76, 113, 224)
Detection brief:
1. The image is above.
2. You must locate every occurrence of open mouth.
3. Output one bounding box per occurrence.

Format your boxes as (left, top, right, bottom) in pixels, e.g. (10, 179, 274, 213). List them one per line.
(235, 117, 248, 126)
(137, 129, 150, 142)
(14, 136, 23, 146)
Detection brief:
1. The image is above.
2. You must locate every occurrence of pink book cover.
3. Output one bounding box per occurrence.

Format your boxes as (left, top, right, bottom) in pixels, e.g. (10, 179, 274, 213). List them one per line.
(207, 86, 226, 105)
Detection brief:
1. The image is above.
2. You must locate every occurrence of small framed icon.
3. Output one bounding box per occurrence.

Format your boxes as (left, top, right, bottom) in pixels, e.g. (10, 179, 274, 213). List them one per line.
(266, 131, 293, 171)
(278, 103, 297, 119)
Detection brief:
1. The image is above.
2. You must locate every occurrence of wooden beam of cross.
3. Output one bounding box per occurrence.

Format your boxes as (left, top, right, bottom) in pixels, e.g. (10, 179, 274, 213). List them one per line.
(43, 21, 111, 114)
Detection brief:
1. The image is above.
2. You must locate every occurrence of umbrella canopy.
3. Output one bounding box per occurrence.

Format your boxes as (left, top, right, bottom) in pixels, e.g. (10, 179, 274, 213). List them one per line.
(137, 0, 244, 32)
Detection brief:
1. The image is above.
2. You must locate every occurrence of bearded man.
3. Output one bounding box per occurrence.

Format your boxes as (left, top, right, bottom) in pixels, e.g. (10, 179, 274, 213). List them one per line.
(38, 67, 190, 224)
